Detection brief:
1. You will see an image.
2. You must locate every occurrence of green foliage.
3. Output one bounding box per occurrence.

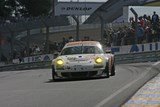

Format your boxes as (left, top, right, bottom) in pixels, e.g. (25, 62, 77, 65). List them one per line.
(18, 0, 51, 17)
(0, 0, 51, 18)
(0, 0, 11, 18)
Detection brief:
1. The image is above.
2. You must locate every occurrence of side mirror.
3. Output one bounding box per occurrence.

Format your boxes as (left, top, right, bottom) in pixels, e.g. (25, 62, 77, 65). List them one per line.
(105, 50, 112, 54)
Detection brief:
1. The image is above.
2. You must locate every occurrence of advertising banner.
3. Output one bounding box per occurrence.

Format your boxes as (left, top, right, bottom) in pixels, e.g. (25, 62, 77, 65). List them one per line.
(112, 42, 160, 54)
(55, 2, 104, 16)
(13, 54, 54, 64)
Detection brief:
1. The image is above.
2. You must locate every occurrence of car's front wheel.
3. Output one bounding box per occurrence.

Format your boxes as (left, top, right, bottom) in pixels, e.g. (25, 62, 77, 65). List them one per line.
(103, 63, 110, 78)
(110, 64, 115, 76)
(52, 65, 56, 81)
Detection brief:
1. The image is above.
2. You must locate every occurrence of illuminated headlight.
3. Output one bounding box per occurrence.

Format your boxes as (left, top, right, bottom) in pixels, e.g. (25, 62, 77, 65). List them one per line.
(56, 59, 64, 65)
(55, 59, 65, 70)
(95, 57, 103, 64)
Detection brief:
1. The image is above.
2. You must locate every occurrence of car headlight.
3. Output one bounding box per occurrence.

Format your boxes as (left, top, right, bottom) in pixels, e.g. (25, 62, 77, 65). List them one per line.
(56, 59, 64, 65)
(55, 59, 64, 68)
(95, 57, 103, 64)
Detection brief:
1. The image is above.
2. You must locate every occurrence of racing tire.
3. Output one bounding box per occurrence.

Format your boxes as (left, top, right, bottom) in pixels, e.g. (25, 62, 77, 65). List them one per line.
(110, 64, 115, 76)
(104, 63, 110, 78)
(52, 66, 56, 81)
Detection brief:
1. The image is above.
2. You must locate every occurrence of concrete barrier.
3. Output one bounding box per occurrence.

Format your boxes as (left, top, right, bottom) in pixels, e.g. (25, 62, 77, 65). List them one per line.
(0, 61, 51, 72)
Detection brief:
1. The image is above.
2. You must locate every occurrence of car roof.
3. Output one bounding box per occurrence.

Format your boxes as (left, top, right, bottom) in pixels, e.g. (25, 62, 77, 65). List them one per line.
(64, 41, 100, 47)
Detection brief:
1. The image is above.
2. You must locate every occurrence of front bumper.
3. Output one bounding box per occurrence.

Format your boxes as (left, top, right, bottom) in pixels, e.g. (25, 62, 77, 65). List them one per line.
(54, 69, 106, 79)
(52, 62, 107, 79)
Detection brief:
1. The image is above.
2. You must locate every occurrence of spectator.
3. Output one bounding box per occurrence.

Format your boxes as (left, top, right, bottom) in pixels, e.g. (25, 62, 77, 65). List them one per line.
(130, 17, 136, 29)
(62, 37, 68, 47)
(146, 15, 152, 28)
(145, 25, 152, 43)
(137, 24, 145, 43)
(152, 11, 159, 31)
(83, 36, 90, 41)
(152, 11, 159, 23)
(68, 36, 74, 42)
(34, 45, 40, 54)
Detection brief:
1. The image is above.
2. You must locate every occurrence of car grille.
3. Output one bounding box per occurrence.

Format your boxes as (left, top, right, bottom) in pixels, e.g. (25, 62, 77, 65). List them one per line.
(61, 71, 98, 78)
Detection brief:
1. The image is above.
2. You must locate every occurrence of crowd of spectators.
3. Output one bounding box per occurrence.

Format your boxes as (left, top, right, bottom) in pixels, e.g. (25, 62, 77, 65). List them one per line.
(12, 36, 77, 60)
(13, 44, 41, 60)
(10, 10, 160, 61)
(49, 36, 85, 53)
(1, 11, 160, 63)
(105, 11, 160, 46)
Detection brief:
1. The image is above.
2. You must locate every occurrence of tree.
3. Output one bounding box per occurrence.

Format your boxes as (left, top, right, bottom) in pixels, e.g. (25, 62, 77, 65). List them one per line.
(0, 0, 51, 18)
(0, 0, 70, 26)
(18, 0, 51, 17)
(0, 0, 12, 18)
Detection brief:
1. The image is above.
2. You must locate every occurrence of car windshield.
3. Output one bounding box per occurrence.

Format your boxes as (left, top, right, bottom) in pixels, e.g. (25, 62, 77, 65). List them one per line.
(61, 46, 104, 55)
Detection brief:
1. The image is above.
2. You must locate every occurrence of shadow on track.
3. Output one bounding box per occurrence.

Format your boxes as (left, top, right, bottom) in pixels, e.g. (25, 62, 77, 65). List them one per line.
(45, 77, 108, 83)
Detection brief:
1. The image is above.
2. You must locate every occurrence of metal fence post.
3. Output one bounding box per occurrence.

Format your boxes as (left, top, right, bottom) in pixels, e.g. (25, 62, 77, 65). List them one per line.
(41, 17, 50, 53)
(6, 25, 14, 60)
(27, 29, 30, 56)
(72, 15, 80, 41)
(100, 17, 104, 43)
(21, 20, 30, 56)
(95, 12, 105, 44)
(46, 26, 49, 53)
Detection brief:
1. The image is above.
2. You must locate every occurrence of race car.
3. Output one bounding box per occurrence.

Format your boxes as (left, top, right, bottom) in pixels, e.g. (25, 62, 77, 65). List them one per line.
(51, 41, 115, 80)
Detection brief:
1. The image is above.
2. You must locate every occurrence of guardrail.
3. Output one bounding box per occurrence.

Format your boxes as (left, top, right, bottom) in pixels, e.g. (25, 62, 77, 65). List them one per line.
(0, 61, 51, 72)
(115, 51, 160, 64)
(0, 50, 160, 72)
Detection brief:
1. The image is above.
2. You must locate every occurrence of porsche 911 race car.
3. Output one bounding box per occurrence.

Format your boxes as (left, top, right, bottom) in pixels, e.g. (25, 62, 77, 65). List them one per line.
(51, 41, 115, 80)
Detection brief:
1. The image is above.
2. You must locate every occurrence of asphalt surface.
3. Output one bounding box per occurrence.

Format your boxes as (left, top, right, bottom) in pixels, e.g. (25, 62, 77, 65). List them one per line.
(123, 73, 160, 107)
(0, 63, 153, 107)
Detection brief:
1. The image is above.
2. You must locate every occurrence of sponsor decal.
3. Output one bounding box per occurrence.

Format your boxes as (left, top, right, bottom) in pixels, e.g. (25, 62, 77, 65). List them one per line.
(130, 44, 139, 52)
(66, 41, 97, 47)
(67, 57, 88, 61)
(35, 56, 42, 62)
(43, 55, 50, 61)
(111, 47, 120, 53)
(55, 2, 104, 16)
(63, 7, 92, 11)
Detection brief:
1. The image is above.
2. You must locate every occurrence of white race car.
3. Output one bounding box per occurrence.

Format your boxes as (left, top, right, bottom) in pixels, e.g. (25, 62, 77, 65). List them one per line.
(51, 41, 115, 80)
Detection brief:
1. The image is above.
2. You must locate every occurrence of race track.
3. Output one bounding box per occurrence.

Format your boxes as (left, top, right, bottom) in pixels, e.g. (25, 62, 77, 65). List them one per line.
(0, 63, 154, 107)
